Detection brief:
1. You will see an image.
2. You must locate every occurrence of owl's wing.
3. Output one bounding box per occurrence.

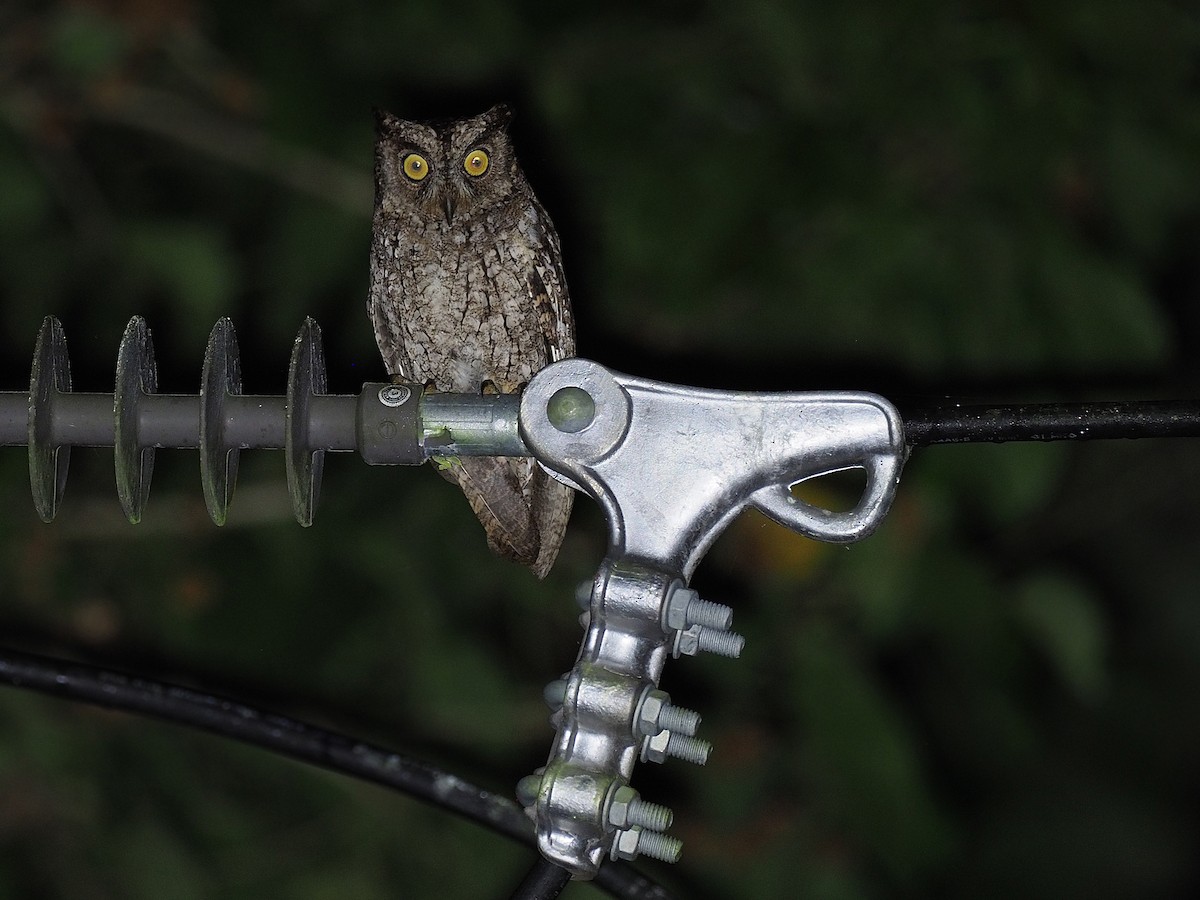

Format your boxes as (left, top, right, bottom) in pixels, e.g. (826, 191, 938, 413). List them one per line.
(449, 456, 541, 568)
(366, 237, 414, 380)
(526, 197, 576, 363)
(448, 454, 574, 579)
(532, 472, 574, 578)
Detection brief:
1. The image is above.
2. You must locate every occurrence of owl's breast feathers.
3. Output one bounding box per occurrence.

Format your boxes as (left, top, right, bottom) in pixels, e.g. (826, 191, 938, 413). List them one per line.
(368, 205, 569, 393)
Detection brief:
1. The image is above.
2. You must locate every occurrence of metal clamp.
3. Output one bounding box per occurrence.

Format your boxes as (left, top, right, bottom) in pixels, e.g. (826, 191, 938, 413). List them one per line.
(516, 359, 906, 878)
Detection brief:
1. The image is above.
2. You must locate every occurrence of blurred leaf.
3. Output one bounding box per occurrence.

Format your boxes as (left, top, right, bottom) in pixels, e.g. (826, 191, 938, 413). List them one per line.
(920, 441, 1068, 526)
(0, 137, 50, 234)
(116, 817, 208, 900)
(1016, 571, 1109, 701)
(123, 220, 238, 344)
(792, 626, 954, 882)
(48, 6, 131, 79)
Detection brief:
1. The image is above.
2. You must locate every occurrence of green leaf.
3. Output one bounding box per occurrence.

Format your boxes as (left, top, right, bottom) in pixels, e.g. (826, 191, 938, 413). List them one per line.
(48, 7, 131, 78)
(123, 220, 238, 343)
(1016, 572, 1109, 701)
(792, 627, 954, 882)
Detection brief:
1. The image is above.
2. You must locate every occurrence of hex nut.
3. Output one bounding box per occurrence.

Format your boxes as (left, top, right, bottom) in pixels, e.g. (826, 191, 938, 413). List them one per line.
(607, 785, 638, 827)
(635, 688, 668, 736)
(663, 584, 697, 631)
(672, 625, 702, 658)
(610, 826, 643, 862)
(641, 730, 671, 764)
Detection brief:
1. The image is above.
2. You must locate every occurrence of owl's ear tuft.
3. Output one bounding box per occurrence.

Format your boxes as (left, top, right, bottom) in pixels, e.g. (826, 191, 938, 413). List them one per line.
(374, 108, 404, 135)
(484, 103, 514, 131)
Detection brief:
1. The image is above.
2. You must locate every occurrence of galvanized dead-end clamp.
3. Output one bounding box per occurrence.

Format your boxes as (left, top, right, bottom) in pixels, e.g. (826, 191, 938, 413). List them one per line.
(512, 359, 907, 879)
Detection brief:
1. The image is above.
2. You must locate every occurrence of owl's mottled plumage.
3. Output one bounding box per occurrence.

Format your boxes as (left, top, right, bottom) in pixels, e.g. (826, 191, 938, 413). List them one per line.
(368, 105, 575, 578)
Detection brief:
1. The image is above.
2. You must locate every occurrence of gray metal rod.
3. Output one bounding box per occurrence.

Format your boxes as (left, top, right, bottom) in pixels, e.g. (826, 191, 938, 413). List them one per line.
(0, 387, 527, 458)
(0, 393, 28, 446)
(140, 394, 202, 449)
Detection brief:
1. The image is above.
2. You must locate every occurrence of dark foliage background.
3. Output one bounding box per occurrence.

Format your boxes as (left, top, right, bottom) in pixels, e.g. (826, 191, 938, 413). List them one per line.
(2, 2, 1200, 897)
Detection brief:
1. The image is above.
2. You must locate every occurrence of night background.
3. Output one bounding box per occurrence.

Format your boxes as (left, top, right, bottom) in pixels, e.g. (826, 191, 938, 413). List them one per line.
(2, 1, 1200, 897)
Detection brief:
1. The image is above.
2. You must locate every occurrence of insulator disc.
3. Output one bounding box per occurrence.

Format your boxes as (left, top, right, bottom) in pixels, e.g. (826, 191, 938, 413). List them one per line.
(286, 317, 327, 527)
(114, 316, 158, 523)
(28, 317, 71, 522)
(199, 317, 242, 525)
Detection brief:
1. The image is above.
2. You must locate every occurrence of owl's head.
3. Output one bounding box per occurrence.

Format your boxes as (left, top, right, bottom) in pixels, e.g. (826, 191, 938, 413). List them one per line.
(373, 104, 523, 224)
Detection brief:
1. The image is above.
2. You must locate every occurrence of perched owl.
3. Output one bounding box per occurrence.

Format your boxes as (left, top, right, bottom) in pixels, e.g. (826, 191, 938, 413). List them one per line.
(367, 104, 575, 579)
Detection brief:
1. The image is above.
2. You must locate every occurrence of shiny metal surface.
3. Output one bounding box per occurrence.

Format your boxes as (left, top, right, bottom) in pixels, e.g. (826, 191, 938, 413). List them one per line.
(518, 358, 907, 878)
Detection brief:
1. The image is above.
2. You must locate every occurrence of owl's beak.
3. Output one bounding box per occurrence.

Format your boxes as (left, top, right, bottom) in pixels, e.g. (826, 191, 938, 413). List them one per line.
(443, 194, 456, 224)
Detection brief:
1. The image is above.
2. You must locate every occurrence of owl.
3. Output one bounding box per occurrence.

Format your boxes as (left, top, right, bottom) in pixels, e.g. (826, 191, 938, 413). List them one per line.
(367, 104, 576, 579)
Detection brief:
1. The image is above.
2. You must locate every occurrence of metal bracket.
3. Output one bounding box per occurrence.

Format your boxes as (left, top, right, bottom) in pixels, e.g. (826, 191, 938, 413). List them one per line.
(516, 359, 907, 878)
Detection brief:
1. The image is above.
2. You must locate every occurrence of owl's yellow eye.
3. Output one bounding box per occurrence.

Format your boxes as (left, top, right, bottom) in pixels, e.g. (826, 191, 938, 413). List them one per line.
(463, 148, 489, 177)
(402, 153, 429, 181)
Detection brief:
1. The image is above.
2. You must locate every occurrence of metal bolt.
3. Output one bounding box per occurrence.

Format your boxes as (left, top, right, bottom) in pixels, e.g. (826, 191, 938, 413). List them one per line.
(378, 384, 411, 407)
(574, 580, 593, 609)
(658, 703, 702, 735)
(637, 829, 683, 864)
(610, 826, 683, 864)
(546, 386, 596, 433)
(696, 627, 745, 659)
(667, 732, 712, 765)
(663, 584, 733, 632)
(672, 624, 744, 659)
(607, 785, 673, 832)
(515, 773, 542, 807)
(542, 679, 568, 709)
(635, 687, 701, 737)
(641, 729, 712, 766)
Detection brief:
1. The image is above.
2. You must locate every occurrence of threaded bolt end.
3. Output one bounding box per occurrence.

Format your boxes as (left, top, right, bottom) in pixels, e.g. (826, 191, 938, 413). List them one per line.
(573, 580, 593, 610)
(627, 798, 674, 832)
(637, 829, 683, 864)
(666, 732, 712, 766)
(515, 773, 542, 807)
(542, 678, 568, 709)
(657, 704, 701, 736)
(687, 597, 734, 631)
(697, 627, 745, 658)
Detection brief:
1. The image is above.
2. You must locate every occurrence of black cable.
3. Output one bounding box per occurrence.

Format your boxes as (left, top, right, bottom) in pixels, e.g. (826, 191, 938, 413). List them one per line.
(0, 647, 672, 900)
(508, 856, 574, 900)
(901, 398, 1200, 446)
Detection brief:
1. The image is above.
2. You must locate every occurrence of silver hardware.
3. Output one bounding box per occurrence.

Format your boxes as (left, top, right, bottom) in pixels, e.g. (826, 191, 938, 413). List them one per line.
(542, 679, 568, 709)
(641, 729, 712, 766)
(606, 784, 672, 832)
(672, 623, 745, 659)
(377, 384, 411, 407)
(516, 773, 542, 808)
(662, 583, 732, 632)
(610, 825, 683, 864)
(516, 359, 906, 879)
(521, 358, 905, 578)
(635, 687, 700, 737)
(634, 828, 683, 863)
(546, 386, 596, 433)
